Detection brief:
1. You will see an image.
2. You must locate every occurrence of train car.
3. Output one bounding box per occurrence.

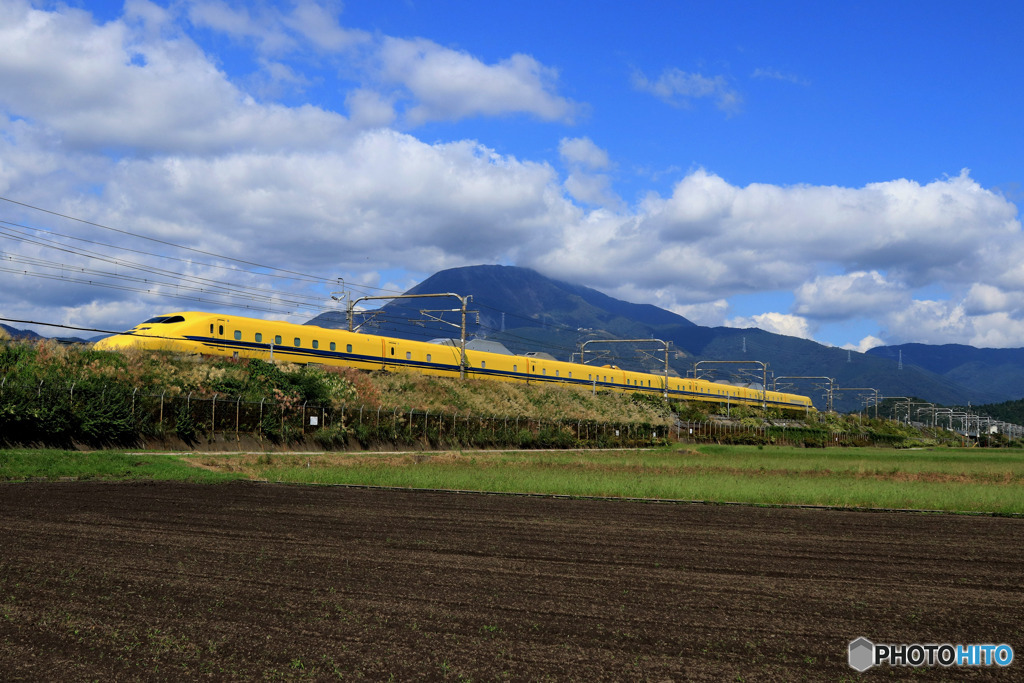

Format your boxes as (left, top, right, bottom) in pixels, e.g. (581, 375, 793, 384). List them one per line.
(94, 311, 815, 411)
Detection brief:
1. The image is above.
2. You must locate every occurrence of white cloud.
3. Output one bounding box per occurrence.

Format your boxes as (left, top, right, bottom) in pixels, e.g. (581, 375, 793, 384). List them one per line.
(726, 312, 814, 340)
(632, 67, 741, 113)
(95, 130, 575, 274)
(0, 1, 352, 154)
(670, 299, 729, 326)
(880, 300, 971, 345)
(559, 137, 611, 171)
(345, 88, 396, 128)
(379, 37, 576, 124)
(751, 67, 809, 86)
(793, 271, 909, 319)
(558, 138, 619, 207)
(962, 283, 1018, 316)
(186, 0, 367, 54)
(844, 335, 886, 353)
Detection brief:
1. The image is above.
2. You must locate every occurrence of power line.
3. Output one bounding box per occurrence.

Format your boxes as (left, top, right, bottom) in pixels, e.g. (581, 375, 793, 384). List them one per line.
(0, 195, 407, 296)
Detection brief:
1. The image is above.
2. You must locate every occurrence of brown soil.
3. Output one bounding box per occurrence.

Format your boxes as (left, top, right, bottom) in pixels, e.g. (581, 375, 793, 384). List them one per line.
(1, 481, 1021, 681)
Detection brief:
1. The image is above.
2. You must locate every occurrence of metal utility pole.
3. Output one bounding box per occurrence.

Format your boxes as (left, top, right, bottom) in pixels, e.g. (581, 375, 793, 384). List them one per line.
(347, 292, 473, 379)
(693, 360, 768, 409)
(580, 339, 671, 399)
(832, 387, 879, 417)
(876, 396, 911, 422)
(772, 376, 835, 411)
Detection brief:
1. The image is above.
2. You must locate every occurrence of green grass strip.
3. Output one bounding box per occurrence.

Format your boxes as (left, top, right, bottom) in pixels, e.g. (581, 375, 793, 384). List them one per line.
(248, 445, 1024, 514)
(5, 445, 1024, 514)
(0, 449, 244, 483)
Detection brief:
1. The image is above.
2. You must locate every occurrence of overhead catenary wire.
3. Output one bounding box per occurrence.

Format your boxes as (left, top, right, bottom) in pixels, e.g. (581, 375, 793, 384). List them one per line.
(0, 195, 646, 360)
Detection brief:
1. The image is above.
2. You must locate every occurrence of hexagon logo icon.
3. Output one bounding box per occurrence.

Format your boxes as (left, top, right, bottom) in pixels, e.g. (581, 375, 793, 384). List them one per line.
(849, 637, 875, 672)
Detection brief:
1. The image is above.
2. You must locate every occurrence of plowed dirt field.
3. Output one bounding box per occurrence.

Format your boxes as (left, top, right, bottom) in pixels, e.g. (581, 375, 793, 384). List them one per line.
(1, 480, 1022, 680)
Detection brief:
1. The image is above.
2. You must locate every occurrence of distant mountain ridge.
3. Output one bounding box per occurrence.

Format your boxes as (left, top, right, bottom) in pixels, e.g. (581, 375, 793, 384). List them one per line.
(9, 265, 1024, 410)
(866, 343, 1024, 404)
(308, 265, 1021, 409)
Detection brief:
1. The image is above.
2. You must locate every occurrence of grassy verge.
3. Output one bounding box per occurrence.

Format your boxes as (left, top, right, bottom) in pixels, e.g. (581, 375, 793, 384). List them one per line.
(5, 445, 1024, 514)
(0, 449, 244, 483)
(186, 444, 1024, 514)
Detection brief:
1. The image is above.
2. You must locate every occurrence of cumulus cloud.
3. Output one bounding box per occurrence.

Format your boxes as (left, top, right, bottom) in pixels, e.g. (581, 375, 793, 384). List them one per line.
(378, 37, 576, 125)
(793, 271, 909, 320)
(632, 67, 741, 113)
(726, 313, 814, 340)
(186, 0, 368, 54)
(0, 0, 352, 154)
(844, 335, 886, 353)
(559, 137, 611, 171)
(558, 137, 619, 207)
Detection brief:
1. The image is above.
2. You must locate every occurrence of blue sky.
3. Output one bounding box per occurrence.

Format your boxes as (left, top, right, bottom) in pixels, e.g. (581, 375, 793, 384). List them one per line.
(1, 0, 1023, 351)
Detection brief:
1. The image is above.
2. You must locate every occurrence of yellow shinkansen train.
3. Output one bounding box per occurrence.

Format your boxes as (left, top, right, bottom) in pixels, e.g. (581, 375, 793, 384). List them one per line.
(94, 311, 815, 411)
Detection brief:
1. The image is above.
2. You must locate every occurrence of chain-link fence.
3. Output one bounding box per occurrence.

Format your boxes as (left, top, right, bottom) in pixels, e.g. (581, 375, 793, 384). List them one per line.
(1, 378, 923, 450)
(0, 380, 670, 449)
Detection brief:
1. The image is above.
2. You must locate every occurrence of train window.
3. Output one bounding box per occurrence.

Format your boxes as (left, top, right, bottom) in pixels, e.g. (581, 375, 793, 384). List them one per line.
(233, 330, 241, 340)
(406, 351, 411, 360)
(480, 360, 486, 369)
(427, 354, 432, 362)
(330, 342, 336, 351)
(390, 347, 395, 356)
(346, 344, 352, 353)
(210, 324, 214, 333)
(255, 333, 263, 343)
(219, 325, 224, 335)
(312, 340, 319, 349)
(275, 335, 282, 345)
(532, 365, 536, 372)
(555, 370, 559, 377)
(588, 374, 592, 380)
(513, 364, 517, 372)
(568, 372, 572, 379)
(542, 368, 547, 375)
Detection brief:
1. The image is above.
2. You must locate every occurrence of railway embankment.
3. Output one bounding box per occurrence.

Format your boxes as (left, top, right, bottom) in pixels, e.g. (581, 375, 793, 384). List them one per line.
(0, 338, 994, 450)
